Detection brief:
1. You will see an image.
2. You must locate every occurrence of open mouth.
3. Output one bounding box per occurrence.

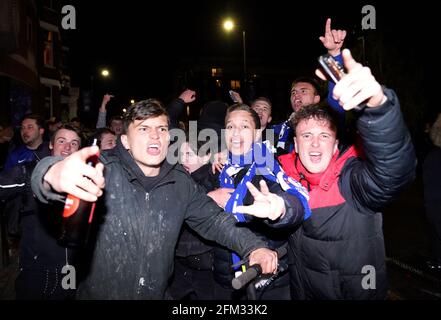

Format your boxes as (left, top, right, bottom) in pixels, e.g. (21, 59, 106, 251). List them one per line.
(147, 143, 161, 156)
(231, 139, 242, 148)
(309, 151, 322, 163)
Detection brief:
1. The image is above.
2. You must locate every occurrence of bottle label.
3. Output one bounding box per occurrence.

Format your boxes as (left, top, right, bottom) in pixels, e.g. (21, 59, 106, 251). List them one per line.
(63, 195, 80, 218)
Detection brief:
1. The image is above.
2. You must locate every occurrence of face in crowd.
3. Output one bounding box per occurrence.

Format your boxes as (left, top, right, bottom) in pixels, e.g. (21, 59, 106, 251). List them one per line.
(21, 118, 44, 149)
(110, 119, 123, 135)
(294, 117, 339, 174)
(290, 82, 321, 112)
(225, 107, 260, 156)
(121, 115, 170, 176)
(251, 99, 272, 129)
(50, 128, 81, 157)
(100, 132, 117, 150)
(179, 141, 211, 174)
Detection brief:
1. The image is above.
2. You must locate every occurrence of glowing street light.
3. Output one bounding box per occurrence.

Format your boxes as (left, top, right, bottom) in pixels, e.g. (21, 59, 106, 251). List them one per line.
(130, 99, 135, 104)
(101, 69, 110, 77)
(222, 18, 246, 84)
(223, 19, 235, 32)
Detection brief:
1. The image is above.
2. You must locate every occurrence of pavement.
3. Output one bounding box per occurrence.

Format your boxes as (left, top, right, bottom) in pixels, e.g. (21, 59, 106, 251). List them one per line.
(0, 174, 440, 300)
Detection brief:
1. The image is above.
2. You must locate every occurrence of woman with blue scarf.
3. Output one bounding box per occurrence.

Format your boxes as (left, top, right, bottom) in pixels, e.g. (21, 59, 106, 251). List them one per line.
(207, 104, 310, 300)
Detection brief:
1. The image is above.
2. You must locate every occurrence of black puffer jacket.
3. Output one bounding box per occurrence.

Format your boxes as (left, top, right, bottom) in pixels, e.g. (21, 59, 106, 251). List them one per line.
(31, 139, 270, 300)
(278, 89, 416, 299)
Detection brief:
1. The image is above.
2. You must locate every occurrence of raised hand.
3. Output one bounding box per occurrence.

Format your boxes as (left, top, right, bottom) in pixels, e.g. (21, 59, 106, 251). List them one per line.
(230, 91, 243, 104)
(43, 146, 106, 202)
(100, 94, 114, 111)
(319, 18, 347, 56)
(332, 49, 387, 110)
(235, 180, 285, 221)
(179, 89, 196, 104)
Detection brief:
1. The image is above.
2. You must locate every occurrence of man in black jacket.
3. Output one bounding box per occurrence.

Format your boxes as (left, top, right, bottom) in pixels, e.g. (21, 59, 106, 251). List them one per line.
(1, 124, 82, 299)
(244, 49, 417, 299)
(30, 99, 286, 299)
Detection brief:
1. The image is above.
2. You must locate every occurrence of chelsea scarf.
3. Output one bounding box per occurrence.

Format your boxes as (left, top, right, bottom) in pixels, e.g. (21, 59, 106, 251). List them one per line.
(219, 142, 311, 272)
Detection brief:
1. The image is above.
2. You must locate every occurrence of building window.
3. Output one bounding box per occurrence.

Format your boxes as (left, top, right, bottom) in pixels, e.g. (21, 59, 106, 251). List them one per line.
(211, 67, 223, 77)
(215, 79, 222, 88)
(230, 80, 241, 90)
(43, 30, 54, 67)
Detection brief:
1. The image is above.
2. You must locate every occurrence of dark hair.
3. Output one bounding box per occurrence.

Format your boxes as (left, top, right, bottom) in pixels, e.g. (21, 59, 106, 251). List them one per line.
(123, 99, 169, 133)
(291, 77, 321, 96)
(225, 103, 261, 130)
(251, 97, 272, 111)
(290, 104, 339, 136)
(90, 128, 116, 148)
(109, 115, 123, 125)
(50, 124, 82, 146)
(22, 114, 45, 130)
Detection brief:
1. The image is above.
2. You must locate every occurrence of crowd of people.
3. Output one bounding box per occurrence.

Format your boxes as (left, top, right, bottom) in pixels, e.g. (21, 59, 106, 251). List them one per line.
(0, 18, 436, 301)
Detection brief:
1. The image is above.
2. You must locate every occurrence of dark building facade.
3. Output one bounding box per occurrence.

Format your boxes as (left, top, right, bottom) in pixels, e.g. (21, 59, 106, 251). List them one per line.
(0, 0, 76, 128)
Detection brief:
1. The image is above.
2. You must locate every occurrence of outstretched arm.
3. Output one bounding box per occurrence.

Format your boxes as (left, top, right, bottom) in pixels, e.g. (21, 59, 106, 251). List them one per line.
(319, 18, 346, 115)
(331, 49, 416, 211)
(31, 146, 105, 203)
(96, 94, 114, 129)
(167, 89, 196, 129)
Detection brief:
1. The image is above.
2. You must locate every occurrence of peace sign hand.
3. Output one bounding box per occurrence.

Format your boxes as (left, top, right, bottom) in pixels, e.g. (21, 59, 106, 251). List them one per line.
(235, 180, 286, 221)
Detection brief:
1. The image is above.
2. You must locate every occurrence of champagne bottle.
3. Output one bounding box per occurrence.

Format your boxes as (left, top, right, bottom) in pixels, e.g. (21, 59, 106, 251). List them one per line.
(58, 139, 99, 247)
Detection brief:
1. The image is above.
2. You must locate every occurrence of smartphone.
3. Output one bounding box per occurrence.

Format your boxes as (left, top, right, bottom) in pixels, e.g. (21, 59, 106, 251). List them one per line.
(319, 54, 364, 111)
(318, 54, 346, 83)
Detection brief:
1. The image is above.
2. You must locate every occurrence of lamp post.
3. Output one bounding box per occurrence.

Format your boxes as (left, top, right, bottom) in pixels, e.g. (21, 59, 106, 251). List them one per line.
(86, 67, 111, 118)
(223, 19, 247, 85)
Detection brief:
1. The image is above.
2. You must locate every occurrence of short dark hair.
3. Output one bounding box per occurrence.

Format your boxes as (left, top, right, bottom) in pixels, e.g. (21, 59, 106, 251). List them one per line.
(109, 115, 123, 125)
(50, 124, 82, 146)
(291, 77, 321, 96)
(251, 97, 272, 112)
(290, 104, 339, 136)
(225, 103, 261, 130)
(22, 114, 45, 130)
(123, 99, 169, 133)
(90, 128, 115, 148)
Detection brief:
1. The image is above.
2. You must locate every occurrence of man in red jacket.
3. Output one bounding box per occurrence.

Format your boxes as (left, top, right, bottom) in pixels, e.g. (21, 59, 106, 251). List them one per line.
(241, 49, 416, 299)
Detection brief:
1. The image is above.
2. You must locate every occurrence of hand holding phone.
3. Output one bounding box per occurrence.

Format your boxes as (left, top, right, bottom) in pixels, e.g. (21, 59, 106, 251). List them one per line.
(318, 54, 346, 83)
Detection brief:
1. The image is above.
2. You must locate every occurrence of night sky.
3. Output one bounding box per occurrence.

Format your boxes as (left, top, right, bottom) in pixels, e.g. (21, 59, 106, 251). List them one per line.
(64, 1, 438, 120)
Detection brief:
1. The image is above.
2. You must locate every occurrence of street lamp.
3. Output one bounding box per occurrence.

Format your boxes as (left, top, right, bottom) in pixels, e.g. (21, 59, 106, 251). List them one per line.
(101, 69, 110, 77)
(222, 18, 247, 85)
(91, 67, 111, 93)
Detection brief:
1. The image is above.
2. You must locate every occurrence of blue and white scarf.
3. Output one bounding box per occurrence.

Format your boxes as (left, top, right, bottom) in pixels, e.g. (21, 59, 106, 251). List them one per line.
(274, 120, 292, 150)
(219, 142, 311, 271)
